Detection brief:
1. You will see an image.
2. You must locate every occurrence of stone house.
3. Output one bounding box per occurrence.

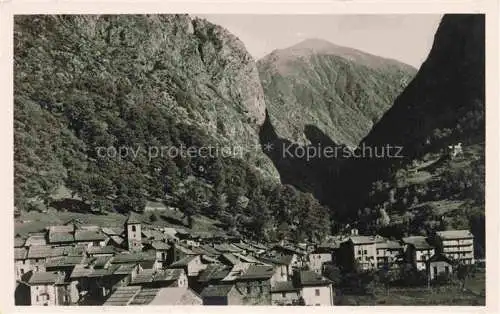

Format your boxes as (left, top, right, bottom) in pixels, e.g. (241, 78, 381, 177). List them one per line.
(402, 236, 435, 271)
(427, 253, 454, 281)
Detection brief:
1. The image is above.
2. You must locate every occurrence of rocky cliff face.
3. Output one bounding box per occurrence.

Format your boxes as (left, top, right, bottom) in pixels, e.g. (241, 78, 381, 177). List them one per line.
(258, 38, 416, 148)
(335, 14, 485, 218)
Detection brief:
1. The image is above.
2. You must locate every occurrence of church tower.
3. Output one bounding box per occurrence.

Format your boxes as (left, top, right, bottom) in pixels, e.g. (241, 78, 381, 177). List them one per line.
(125, 212, 142, 252)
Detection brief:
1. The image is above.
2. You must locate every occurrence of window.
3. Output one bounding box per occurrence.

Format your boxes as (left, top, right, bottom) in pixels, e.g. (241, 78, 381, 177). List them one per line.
(282, 292, 286, 298)
(363, 250, 367, 255)
(36, 296, 39, 302)
(315, 289, 320, 296)
(365, 256, 369, 261)
(246, 286, 251, 294)
(35, 266, 39, 272)
(46, 294, 50, 301)
(259, 285, 264, 294)
(131, 225, 136, 232)
(358, 250, 362, 255)
(445, 266, 450, 274)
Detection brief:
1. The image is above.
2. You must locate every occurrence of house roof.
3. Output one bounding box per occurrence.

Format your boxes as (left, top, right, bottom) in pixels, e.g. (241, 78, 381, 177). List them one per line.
(200, 284, 235, 297)
(28, 271, 65, 285)
(131, 269, 156, 285)
(170, 255, 197, 268)
(299, 270, 332, 286)
(240, 265, 274, 280)
(103, 286, 141, 306)
(151, 241, 170, 251)
(175, 245, 196, 255)
(113, 263, 138, 275)
(49, 225, 74, 233)
(109, 235, 125, 245)
(92, 256, 113, 268)
(153, 269, 184, 282)
(126, 212, 142, 225)
(128, 287, 160, 305)
(88, 265, 120, 277)
(232, 242, 258, 253)
(402, 236, 434, 250)
(214, 243, 241, 253)
(200, 244, 221, 256)
(14, 237, 25, 248)
(259, 254, 293, 265)
(376, 240, 403, 250)
(87, 245, 117, 255)
(74, 230, 107, 242)
(111, 252, 156, 264)
(436, 230, 474, 240)
(427, 253, 454, 265)
(220, 253, 241, 266)
(63, 246, 85, 257)
(25, 235, 47, 246)
(102, 227, 124, 236)
(349, 235, 386, 245)
(233, 253, 264, 264)
(70, 265, 93, 278)
(15, 247, 28, 260)
(48, 231, 74, 244)
(271, 281, 299, 293)
(27, 245, 64, 259)
(46, 256, 86, 268)
(198, 265, 231, 283)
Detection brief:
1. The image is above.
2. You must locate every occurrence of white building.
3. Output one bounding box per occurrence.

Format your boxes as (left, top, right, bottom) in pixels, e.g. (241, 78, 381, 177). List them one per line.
(436, 230, 475, 265)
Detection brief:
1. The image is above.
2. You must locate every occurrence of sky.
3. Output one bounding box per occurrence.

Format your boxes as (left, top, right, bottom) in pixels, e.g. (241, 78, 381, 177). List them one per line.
(197, 14, 443, 69)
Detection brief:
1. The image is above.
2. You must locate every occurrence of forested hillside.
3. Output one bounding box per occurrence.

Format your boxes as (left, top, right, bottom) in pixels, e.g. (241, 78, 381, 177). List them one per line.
(14, 15, 330, 241)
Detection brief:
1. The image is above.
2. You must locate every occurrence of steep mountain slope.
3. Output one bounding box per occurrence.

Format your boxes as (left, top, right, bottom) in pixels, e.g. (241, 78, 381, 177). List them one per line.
(258, 38, 416, 148)
(14, 15, 334, 242)
(333, 14, 485, 251)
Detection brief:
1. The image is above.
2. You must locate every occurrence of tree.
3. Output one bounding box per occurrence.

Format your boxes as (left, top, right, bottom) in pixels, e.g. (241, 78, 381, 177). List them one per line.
(149, 213, 158, 223)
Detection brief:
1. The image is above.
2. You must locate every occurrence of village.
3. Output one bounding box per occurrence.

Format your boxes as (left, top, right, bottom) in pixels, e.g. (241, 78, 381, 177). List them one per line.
(14, 210, 480, 306)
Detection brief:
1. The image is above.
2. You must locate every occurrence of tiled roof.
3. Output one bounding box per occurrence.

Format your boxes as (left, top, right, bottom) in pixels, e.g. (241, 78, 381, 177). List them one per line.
(103, 286, 141, 305)
(131, 269, 156, 284)
(14, 237, 25, 248)
(170, 255, 197, 268)
(46, 256, 86, 268)
(376, 240, 403, 250)
(27, 245, 64, 259)
(239, 265, 274, 280)
(49, 225, 74, 233)
(220, 253, 240, 266)
(25, 235, 47, 247)
(233, 242, 258, 253)
(63, 246, 85, 257)
(109, 235, 125, 245)
(74, 230, 107, 242)
(198, 265, 231, 282)
(70, 265, 93, 278)
(48, 231, 74, 244)
(92, 256, 113, 268)
(113, 263, 138, 275)
(271, 281, 299, 293)
(402, 236, 434, 250)
(102, 227, 124, 236)
(200, 244, 221, 256)
(436, 230, 474, 239)
(88, 265, 119, 277)
(233, 253, 264, 264)
(28, 271, 65, 285)
(201, 255, 220, 264)
(153, 269, 184, 282)
(14, 247, 27, 260)
(200, 284, 235, 297)
(111, 252, 156, 264)
(128, 288, 160, 305)
(222, 263, 251, 282)
(175, 245, 195, 255)
(86, 246, 116, 255)
(151, 241, 170, 250)
(349, 235, 386, 245)
(427, 253, 454, 265)
(299, 270, 332, 286)
(214, 243, 241, 253)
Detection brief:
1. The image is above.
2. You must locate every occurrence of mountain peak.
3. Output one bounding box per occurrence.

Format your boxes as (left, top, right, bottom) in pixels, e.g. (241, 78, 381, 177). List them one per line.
(265, 37, 414, 72)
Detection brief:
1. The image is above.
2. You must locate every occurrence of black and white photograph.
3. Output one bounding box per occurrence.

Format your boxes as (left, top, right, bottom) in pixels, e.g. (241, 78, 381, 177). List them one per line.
(10, 11, 491, 308)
